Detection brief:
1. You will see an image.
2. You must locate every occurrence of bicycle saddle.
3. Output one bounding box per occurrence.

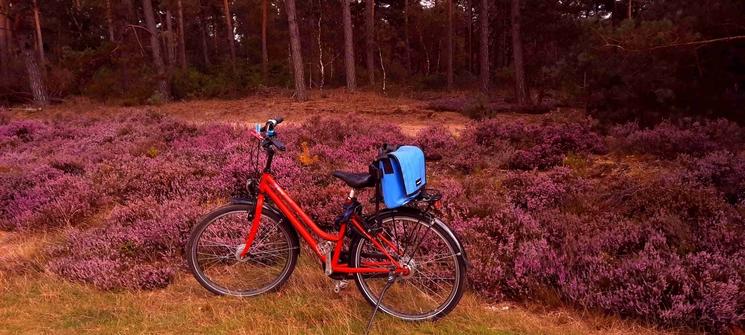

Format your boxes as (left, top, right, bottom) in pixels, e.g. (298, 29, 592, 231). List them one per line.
(332, 171, 375, 189)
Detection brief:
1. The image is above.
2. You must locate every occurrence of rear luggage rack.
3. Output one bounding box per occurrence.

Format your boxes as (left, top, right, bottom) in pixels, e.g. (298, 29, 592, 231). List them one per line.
(415, 188, 442, 203)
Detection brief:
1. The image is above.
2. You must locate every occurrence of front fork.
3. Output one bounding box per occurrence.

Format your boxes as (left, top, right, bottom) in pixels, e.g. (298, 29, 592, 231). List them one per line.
(239, 193, 265, 258)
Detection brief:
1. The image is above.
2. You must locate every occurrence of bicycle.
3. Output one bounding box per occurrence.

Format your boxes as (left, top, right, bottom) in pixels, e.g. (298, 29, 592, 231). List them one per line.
(186, 117, 468, 321)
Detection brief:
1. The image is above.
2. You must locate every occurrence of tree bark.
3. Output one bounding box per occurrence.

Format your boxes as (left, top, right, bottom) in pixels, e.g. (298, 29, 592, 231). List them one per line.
(404, 0, 412, 74)
(105, 0, 115, 42)
(446, 0, 453, 90)
(479, 0, 489, 93)
(316, 0, 324, 89)
(23, 47, 48, 106)
(0, 0, 8, 78)
(342, 0, 356, 91)
(32, 0, 45, 66)
(285, 0, 307, 101)
(261, 0, 269, 80)
(124, 0, 136, 21)
(166, 10, 176, 67)
(177, 0, 187, 69)
(627, 0, 632, 19)
(465, 0, 473, 73)
(198, 5, 211, 67)
(222, 0, 236, 66)
(142, 0, 170, 100)
(365, 0, 375, 86)
(511, 0, 528, 104)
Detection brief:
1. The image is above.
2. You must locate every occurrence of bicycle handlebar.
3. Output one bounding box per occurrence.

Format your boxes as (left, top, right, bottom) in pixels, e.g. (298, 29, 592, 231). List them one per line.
(260, 116, 284, 133)
(256, 116, 286, 151)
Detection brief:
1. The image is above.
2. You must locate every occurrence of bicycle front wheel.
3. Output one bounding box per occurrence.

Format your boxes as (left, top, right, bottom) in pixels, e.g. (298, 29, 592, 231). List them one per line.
(350, 211, 467, 321)
(186, 203, 299, 297)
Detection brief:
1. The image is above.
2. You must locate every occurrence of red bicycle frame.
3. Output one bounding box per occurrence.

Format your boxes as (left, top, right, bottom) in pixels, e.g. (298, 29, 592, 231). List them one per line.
(238, 172, 407, 275)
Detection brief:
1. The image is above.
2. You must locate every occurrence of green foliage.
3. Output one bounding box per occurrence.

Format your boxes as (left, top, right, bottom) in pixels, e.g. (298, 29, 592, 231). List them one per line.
(545, 0, 745, 124)
(413, 73, 448, 90)
(83, 66, 156, 105)
(171, 62, 289, 100)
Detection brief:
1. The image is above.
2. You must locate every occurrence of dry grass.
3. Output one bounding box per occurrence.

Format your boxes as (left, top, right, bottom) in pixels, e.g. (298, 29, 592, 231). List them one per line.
(0, 250, 693, 335)
(6, 89, 556, 136)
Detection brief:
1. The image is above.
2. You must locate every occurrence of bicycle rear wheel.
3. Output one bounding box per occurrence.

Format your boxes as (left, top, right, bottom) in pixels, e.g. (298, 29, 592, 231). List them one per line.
(350, 211, 467, 321)
(186, 203, 299, 297)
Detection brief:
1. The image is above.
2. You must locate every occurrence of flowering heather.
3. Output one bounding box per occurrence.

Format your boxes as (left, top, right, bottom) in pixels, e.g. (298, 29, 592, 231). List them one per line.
(1, 112, 743, 331)
(471, 119, 607, 170)
(610, 118, 743, 158)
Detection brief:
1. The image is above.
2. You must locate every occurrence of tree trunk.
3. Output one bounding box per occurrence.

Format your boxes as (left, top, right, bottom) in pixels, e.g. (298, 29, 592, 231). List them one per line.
(142, 0, 170, 100)
(404, 0, 412, 74)
(105, 0, 115, 42)
(198, 7, 211, 67)
(32, 0, 45, 67)
(124, 0, 136, 21)
(316, 1, 324, 90)
(23, 47, 48, 106)
(465, 0, 472, 73)
(0, 0, 8, 78)
(446, 0, 453, 90)
(166, 10, 176, 67)
(177, 0, 187, 69)
(261, 0, 269, 80)
(223, 0, 236, 66)
(627, 0, 632, 19)
(342, 0, 356, 91)
(479, 0, 489, 93)
(285, 0, 307, 101)
(511, 0, 528, 104)
(365, 0, 375, 86)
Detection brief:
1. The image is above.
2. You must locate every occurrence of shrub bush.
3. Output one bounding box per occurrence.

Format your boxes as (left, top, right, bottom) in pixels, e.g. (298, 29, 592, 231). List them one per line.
(472, 119, 607, 170)
(610, 119, 743, 158)
(1, 112, 742, 331)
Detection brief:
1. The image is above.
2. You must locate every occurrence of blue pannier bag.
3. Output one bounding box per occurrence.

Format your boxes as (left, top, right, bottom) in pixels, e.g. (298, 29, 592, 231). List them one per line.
(378, 146, 426, 208)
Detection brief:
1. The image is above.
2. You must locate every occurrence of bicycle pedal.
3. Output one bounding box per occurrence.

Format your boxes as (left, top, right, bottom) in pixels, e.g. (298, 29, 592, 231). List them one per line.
(333, 280, 349, 294)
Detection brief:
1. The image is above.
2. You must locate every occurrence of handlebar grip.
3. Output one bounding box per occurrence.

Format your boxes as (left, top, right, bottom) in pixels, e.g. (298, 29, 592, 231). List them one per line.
(272, 116, 284, 125)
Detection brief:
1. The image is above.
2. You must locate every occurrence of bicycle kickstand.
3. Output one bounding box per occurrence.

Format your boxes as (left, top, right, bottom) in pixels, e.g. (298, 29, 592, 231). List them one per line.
(364, 271, 397, 335)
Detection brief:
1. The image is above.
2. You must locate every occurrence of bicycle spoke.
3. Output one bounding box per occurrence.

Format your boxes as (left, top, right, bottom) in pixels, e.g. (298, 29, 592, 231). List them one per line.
(355, 215, 462, 320)
(192, 209, 295, 296)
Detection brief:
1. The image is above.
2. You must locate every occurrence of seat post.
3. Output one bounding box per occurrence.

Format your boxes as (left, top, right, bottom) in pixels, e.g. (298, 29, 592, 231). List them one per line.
(348, 189, 356, 199)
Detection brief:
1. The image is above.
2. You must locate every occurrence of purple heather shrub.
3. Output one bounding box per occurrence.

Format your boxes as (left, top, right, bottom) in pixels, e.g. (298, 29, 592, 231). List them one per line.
(472, 119, 607, 170)
(0, 109, 8, 125)
(414, 125, 459, 157)
(2, 112, 744, 331)
(0, 119, 51, 143)
(503, 167, 576, 211)
(679, 150, 745, 204)
(610, 119, 743, 158)
(48, 257, 175, 290)
(2, 173, 99, 230)
(49, 199, 203, 289)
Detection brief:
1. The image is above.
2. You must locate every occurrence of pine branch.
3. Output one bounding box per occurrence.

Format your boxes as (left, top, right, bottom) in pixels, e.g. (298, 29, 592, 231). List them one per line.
(603, 35, 745, 52)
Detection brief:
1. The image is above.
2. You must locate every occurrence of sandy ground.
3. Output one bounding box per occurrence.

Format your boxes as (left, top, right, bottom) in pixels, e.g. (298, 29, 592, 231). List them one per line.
(5, 89, 556, 136)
